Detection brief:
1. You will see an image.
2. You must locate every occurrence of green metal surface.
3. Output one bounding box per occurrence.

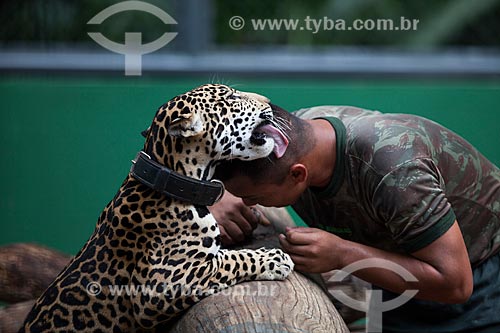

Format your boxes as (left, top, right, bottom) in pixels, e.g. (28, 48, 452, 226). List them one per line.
(1, 76, 499, 255)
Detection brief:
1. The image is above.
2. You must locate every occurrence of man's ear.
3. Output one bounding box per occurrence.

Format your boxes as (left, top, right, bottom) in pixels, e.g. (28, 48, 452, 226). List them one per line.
(289, 164, 307, 184)
(167, 113, 204, 138)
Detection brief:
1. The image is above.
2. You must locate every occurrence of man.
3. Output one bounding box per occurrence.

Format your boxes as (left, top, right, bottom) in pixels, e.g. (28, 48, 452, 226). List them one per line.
(209, 104, 500, 332)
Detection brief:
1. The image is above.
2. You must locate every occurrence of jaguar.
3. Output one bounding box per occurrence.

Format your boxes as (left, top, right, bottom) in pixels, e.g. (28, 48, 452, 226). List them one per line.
(21, 84, 294, 332)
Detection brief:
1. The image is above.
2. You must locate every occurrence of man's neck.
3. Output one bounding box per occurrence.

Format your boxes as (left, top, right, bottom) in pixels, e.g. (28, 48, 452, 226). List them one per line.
(304, 118, 337, 188)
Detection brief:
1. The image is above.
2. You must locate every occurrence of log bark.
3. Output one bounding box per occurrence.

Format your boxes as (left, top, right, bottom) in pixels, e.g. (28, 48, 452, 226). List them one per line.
(166, 271, 349, 333)
(0, 300, 36, 333)
(0, 243, 70, 303)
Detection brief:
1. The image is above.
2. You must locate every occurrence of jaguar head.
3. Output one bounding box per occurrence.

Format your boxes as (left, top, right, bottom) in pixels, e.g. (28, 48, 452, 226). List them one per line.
(144, 84, 289, 179)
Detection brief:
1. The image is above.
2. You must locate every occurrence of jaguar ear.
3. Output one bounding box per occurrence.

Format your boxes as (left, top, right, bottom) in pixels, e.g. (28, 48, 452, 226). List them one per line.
(167, 114, 204, 138)
(141, 126, 150, 138)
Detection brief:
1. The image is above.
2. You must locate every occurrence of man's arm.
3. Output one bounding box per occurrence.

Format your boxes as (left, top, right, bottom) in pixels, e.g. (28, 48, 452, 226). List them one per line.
(280, 221, 473, 304)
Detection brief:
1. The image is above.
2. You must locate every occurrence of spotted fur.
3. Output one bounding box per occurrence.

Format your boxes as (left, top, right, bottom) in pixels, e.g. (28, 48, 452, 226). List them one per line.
(21, 84, 294, 332)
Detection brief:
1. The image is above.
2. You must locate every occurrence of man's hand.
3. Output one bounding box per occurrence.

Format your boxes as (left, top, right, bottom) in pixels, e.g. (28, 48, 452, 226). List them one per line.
(209, 192, 269, 246)
(279, 227, 341, 273)
(280, 222, 473, 304)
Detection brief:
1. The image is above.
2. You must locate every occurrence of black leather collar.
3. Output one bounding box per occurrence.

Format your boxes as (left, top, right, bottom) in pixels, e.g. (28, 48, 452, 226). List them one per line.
(130, 151, 225, 206)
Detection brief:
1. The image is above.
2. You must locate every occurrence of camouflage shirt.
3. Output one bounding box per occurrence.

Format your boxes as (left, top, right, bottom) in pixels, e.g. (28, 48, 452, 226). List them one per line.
(292, 106, 500, 265)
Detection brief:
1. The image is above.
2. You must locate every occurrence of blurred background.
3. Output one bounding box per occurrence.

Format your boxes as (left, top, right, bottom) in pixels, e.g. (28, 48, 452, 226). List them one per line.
(1, 0, 499, 256)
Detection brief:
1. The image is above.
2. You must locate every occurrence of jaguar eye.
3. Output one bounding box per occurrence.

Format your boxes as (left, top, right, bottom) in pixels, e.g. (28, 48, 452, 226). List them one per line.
(228, 93, 241, 100)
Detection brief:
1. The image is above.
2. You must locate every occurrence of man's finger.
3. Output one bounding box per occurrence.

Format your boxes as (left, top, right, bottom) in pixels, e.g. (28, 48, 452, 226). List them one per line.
(288, 256, 311, 273)
(278, 235, 309, 263)
(223, 221, 246, 243)
(279, 234, 310, 256)
(219, 224, 235, 246)
(249, 207, 271, 226)
(293, 263, 311, 273)
(279, 234, 294, 253)
(232, 212, 254, 235)
(285, 229, 316, 245)
(288, 254, 309, 266)
(255, 208, 271, 226)
(240, 205, 259, 228)
(240, 206, 271, 227)
(285, 226, 316, 233)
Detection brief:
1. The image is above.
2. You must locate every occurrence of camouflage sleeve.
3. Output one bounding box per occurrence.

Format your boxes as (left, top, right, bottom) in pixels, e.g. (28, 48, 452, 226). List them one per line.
(371, 158, 456, 253)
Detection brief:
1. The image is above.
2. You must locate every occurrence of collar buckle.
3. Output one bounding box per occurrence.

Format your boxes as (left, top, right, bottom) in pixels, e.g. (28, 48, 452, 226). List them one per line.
(210, 179, 225, 204)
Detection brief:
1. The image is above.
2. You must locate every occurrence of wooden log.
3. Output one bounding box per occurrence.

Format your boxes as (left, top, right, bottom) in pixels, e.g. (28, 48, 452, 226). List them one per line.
(166, 271, 349, 333)
(0, 243, 70, 303)
(0, 300, 36, 333)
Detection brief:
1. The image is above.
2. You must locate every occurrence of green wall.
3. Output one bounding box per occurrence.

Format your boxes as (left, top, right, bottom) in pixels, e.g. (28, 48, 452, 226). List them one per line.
(1, 76, 499, 255)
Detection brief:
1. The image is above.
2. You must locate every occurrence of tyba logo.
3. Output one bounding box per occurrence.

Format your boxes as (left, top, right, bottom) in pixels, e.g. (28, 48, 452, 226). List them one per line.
(87, 1, 177, 76)
(328, 258, 419, 332)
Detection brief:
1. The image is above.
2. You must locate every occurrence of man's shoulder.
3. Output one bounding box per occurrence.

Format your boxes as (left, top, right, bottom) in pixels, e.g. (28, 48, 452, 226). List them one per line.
(293, 105, 435, 126)
(292, 105, 380, 120)
(293, 105, 450, 173)
(293, 105, 428, 133)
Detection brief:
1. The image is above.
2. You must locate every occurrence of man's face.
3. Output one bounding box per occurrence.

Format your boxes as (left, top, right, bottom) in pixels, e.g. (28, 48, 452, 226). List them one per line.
(223, 174, 302, 207)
